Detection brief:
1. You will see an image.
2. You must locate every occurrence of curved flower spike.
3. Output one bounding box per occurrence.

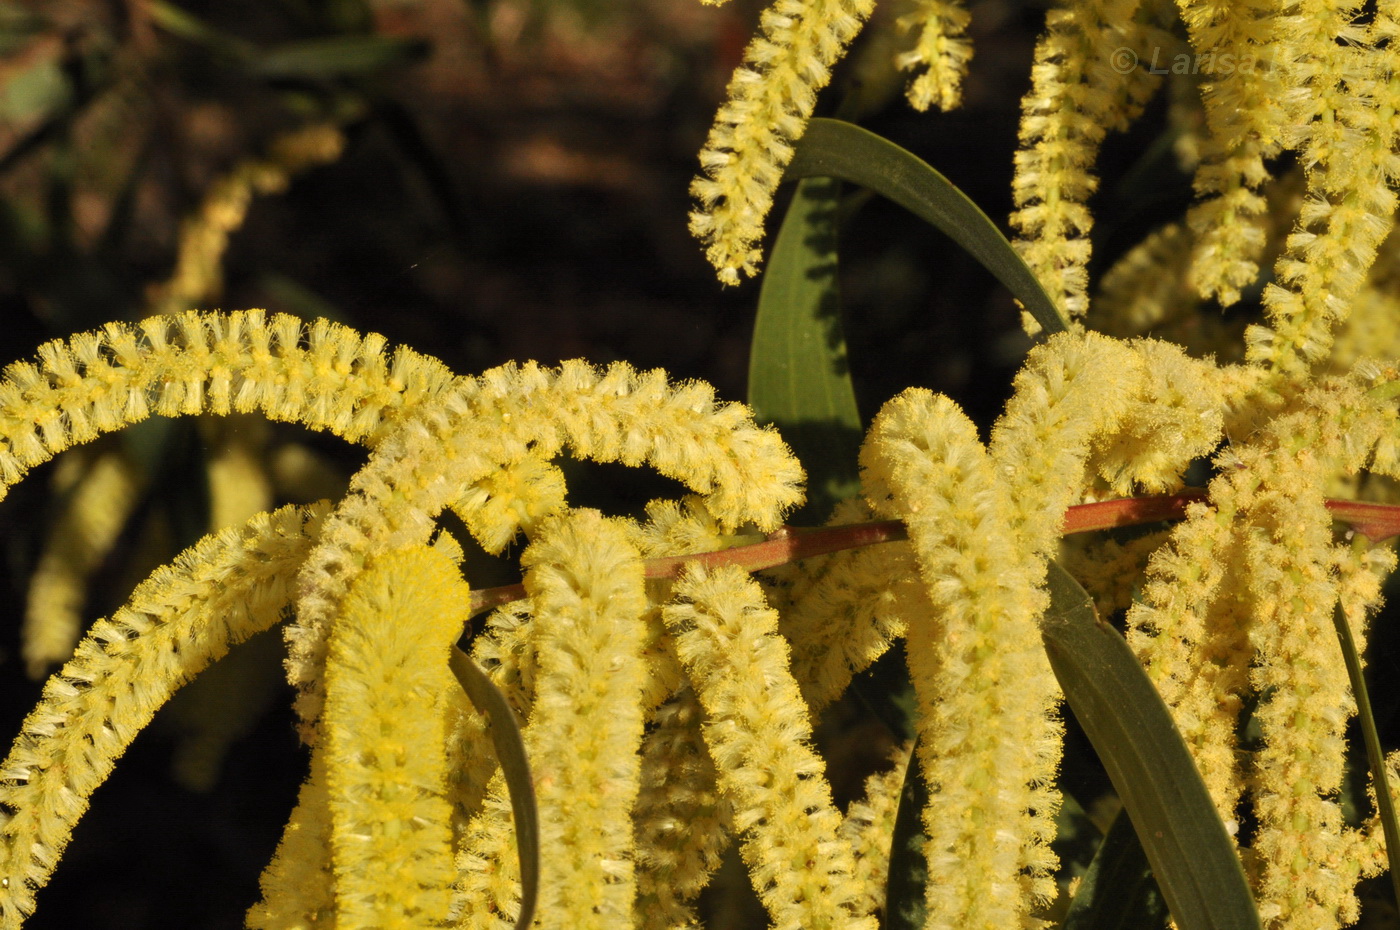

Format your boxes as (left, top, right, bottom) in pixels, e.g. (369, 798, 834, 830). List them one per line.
(0, 310, 457, 499)
(290, 359, 802, 733)
(0, 503, 326, 930)
(861, 389, 1061, 930)
(663, 563, 875, 930)
(323, 545, 467, 928)
(689, 0, 875, 284)
(456, 510, 650, 929)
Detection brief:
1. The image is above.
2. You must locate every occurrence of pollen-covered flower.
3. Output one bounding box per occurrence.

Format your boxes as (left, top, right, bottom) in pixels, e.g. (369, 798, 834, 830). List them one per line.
(689, 0, 875, 284)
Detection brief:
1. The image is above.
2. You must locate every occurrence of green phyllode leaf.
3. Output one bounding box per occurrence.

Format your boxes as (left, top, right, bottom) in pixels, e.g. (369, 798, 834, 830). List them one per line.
(450, 645, 540, 930)
(749, 176, 863, 518)
(784, 118, 1069, 336)
(881, 738, 929, 930)
(1062, 807, 1169, 930)
(1041, 560, 1260, 930)
(1331, 598, 1400, 912)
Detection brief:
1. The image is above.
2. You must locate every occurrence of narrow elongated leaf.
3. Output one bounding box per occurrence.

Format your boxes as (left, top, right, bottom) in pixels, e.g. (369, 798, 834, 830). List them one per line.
(1041, 560, 1260, 930)
(882, 740, 928, 930)
(450, 645, 539, 930)
(784, 118, 1068, 336)
(251, 36, 429, 79)
(1332, 600, 1400, 910)
(749, 176, 862, 518)
(1063, 808, 1168, 930)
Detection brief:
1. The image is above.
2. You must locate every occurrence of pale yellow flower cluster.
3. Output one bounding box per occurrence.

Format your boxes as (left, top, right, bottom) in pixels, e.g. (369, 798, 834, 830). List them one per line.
(689, 0, 875, 284)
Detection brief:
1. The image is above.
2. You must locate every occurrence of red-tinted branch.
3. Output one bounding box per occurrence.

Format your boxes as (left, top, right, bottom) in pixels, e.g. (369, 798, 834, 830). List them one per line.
(465, 490, 1400, 616)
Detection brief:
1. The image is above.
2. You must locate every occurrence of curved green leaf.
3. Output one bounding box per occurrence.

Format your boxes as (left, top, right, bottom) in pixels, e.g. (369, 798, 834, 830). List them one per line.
(1332, 599, 1400, 911)
(784, 118, 1068, 336)
(1063, 808, 1168, 930)
(882, 741, 928, 930)
(251, 35, 429, 80)
(1041, 561, 1260, 930)
(749, 176, 862, 518)
(450, 646, 539, 930)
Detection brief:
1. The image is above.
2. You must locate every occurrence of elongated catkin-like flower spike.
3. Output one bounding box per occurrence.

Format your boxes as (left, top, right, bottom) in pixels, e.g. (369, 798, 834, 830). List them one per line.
(246, 744, 337, 929)
(1246, 3, 1400, 378)
(1175, 0, 1288, 305)
(689, 0, 875, 284)
(838, 741, 913, 921)
(0, 310, 458, 498)
(778, 539, 916, 713)
(149, 124, 344, 315)
(0, 503, 325, 930)
(895, 0, 973, 112)
(456, 510, 650, 929)
(987, 331, 1146, 553)
(861, 390, 1061, 930)
(23, 449, 143, 677)
(323, 545, 466, 928)
(1010, 0, 1153, 322)
(663, 563, 875, 930)
(291, 360, 802, 736)
(633, 688, 731, 930)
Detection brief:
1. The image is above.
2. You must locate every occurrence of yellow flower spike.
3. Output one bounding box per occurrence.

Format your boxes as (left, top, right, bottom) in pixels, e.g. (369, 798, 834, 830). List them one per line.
(323, 545, 467, 929)
(290, 359, 802, 737)
(456, 510, 650, 929)
(0, 503, 326, 929)
(778, 539, 916, 713)
(1092, 222, 1201, 337)
(895, 0, 973, 112)
(0, 310, 458, 498)
(1174, 0, 1289, 306)
(1245, 5, 1400, 379)
(838, 741, 914, 921)
(663, 563, 876, 930)
(633, 689, 732, 930)
(246, 744, 337, 930)
(688, 0, 876, 285)
(23, 448, 143, 677)
(149, 125, 345, 316)
(1124, 499, 1252, 827)
(988, 331, 1146, 553)
(860, 389, 1061, 929)
(1010, 0, 1156, 322)
(1085, 340, 1226, 495)
(452, 450, 568, 554)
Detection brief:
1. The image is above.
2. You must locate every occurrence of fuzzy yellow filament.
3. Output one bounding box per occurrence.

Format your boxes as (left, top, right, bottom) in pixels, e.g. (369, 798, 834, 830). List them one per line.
(632, 688, 731, 930)
(839, 741, 914, 919)
(322, 545, 466, 929)
(1009, 0, 1154, 322)
(689, 0, 875, 284)
(456, 510, 650, 928)
(860, 390, 1061, 929)
(664, 563, 877, 930)
(1175, 0, 1287, 305)
(895, 0, 974, 112)
(0, 310, 457, 498)
(1245, 3, 1400, 378)
(23, 450, 143, 677)
(0, 503, 325, 929)
(289, 359, 803, 737)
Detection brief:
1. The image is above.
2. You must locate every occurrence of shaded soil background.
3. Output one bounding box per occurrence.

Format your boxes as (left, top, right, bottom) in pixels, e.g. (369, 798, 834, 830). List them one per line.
(10, 1, 1397, 928)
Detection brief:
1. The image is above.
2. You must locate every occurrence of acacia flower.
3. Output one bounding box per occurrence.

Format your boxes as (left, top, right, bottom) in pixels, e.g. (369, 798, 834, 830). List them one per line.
(689, 0, 875, 284)
(664, 563, 875, 930)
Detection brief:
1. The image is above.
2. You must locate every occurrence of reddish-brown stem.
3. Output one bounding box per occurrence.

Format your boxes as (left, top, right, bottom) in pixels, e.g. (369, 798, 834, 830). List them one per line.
(465, 490, 1400, 616)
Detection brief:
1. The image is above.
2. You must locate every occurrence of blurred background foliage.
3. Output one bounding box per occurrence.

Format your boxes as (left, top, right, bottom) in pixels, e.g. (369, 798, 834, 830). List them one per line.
(0, 0, 1320, 927)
